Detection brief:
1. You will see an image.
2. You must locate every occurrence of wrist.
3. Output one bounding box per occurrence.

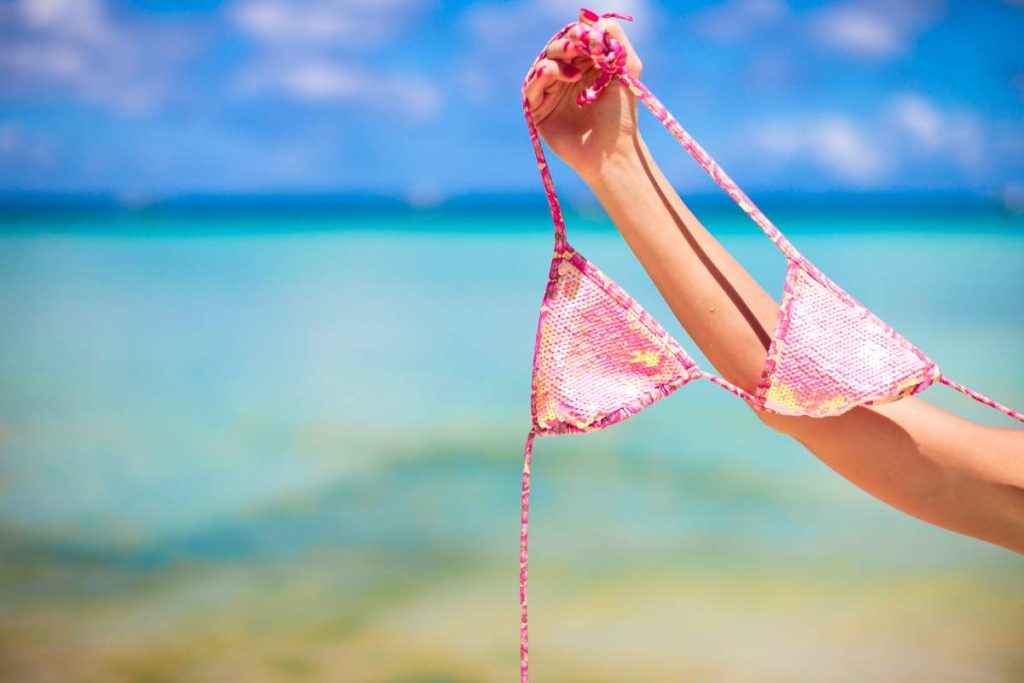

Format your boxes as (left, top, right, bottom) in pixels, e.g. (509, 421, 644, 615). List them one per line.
(579, 133, 650, 193)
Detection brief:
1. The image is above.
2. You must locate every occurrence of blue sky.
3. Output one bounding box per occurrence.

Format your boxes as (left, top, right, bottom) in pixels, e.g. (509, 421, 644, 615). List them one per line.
(0, 0, 1022, 203)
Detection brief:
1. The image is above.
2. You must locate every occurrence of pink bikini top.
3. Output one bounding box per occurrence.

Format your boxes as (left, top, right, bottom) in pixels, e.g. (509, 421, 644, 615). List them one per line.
(516, 10, 1022, 682)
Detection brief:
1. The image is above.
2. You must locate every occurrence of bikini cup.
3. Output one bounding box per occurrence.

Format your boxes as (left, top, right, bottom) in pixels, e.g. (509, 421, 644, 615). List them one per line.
(517, 10, 1023, 682)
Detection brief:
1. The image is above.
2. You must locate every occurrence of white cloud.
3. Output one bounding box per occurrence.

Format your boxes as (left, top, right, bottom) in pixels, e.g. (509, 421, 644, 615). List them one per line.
(692, 0, 788, 44)
(237, 60, 441, 120)
(886, 92, 987, 172)
(228, 0, 440, 119)
(230, 0, 427, 48)
(747, 92, 997, 187)
(812, 117, 887, 181)
(810, 0, 945, 61)
(750, 115, 887, 184)
(0, 0, 197, 115)
(888, 93, 942, 148)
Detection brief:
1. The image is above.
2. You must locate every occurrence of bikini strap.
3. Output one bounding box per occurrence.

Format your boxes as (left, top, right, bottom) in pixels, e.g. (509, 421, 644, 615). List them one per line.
(696, 370, 760, 405)
(523, 11, 639, 253)
(522, 21, 577, 252)
(617, 72, 805, 264)
(938, 376, 1024, 423)
(519, 429, 536, 682)
(534, 10, 807, 264)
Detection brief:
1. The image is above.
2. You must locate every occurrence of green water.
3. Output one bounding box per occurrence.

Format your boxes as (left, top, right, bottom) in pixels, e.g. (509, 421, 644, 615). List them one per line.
(1, 210, 1022, 681)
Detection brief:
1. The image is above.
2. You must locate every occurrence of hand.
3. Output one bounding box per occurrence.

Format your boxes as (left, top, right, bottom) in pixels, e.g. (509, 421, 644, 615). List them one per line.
(524, 10, 643, 181)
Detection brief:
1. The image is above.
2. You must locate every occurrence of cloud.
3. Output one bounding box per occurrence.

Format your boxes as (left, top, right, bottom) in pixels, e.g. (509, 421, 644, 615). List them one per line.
(747, 93, 996, 187)
(810, 0, 945, 61)
(888, 93, 943, 148)
(229, 0, 427, 48)
(752, 114, 888, 183)
(886, 93, 986, 172)
(692, 0, 788, 44)
(0, 0, 198, 115)
(228, 0, 441, 120)
(236, 60, 441, 120)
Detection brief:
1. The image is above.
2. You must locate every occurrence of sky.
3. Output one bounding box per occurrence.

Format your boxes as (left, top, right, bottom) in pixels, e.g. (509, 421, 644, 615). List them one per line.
(0, 0, 1022, 203)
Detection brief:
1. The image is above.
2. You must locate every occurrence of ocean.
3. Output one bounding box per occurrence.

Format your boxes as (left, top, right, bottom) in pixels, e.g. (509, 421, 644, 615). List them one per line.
(1, 207, 1022, 682)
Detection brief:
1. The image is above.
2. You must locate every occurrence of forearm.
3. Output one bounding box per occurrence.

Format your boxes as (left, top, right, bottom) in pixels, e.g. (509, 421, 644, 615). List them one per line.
(585, 133, 778, 393)
(582, 131, 1024, 552)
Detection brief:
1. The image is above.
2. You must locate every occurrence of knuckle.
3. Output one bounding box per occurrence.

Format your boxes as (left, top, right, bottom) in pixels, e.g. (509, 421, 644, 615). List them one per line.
(602, 19, 624, 37)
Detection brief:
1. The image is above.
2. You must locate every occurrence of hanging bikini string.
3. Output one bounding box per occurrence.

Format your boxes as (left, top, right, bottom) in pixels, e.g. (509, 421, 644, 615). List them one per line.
(518, 429, 535, 683)
(521, 11, 1024, 424)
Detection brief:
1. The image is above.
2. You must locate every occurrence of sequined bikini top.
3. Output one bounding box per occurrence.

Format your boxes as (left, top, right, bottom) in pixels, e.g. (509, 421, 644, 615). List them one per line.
(516, 9, 1022, 682)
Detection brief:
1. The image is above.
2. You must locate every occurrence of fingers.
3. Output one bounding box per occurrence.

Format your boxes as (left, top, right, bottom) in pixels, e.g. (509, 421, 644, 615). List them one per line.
(524, 58, 581, 112)
(562, 21, 607, 57)
(524, 59, 556, 112)
(559, 17, 642, 77)
(544, 35, 583, 64)
(600, 19, 642, 77)
(526, 11, 643, 113)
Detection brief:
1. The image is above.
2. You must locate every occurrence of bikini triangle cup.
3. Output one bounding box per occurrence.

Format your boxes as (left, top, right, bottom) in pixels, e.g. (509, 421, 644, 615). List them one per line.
(515, 8, 1023, 682)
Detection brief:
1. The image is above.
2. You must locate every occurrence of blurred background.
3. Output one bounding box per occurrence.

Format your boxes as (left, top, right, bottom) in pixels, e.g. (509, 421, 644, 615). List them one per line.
(1, 1, 1022, 681)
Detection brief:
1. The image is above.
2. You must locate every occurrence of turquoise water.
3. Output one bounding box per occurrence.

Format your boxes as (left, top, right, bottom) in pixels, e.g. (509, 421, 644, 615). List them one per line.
(1, 210, 1022, 681)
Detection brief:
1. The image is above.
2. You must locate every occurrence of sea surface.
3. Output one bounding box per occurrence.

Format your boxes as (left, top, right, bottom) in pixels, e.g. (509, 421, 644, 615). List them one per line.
(1, 208, 1022, 682)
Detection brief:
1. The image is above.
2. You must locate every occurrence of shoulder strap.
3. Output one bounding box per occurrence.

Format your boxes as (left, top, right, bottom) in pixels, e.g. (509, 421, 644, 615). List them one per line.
(616, 71, 804, 264)
(522, 21, 577, 252)
(522, 13, 806, 262)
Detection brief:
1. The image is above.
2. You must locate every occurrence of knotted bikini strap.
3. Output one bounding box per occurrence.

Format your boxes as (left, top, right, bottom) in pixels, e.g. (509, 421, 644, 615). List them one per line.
(522, 10, 804, 264)
(523, 21, 576, 251)
(522, 11, 633, 251)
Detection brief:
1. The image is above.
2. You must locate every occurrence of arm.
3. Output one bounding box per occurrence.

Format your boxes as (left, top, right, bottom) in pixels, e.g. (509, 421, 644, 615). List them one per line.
(526, 12, 1024, 553)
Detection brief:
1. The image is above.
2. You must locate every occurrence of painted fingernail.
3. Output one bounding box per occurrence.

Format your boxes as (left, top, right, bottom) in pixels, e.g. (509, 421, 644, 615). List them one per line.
(560, 63, 580, 77)
(580, 8, 599, 23)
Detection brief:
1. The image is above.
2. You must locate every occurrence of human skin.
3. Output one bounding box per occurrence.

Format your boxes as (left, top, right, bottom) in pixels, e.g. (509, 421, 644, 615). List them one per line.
(524, 11, 1024, 553)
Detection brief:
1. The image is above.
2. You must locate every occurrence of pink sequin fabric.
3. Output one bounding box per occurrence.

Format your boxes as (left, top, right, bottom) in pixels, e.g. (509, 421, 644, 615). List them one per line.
(532, 250, 699, 434)
(517, 9, 1023, 682)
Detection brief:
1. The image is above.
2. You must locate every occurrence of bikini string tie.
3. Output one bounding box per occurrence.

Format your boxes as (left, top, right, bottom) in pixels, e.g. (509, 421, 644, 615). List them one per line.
(522, 9, 633, 253)
(519, 428, 536, 683)
(938, 376, 1024, 423)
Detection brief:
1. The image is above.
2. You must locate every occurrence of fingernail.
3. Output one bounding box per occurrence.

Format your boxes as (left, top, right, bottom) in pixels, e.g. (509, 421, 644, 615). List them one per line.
(580, 8, 599, 23)
(560, 63, 580, 77)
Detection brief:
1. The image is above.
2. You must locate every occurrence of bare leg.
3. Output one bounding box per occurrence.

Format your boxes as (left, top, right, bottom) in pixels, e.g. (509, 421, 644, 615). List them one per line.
(524, 13, 1024, 553)
(588, 129, 1024, 553)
